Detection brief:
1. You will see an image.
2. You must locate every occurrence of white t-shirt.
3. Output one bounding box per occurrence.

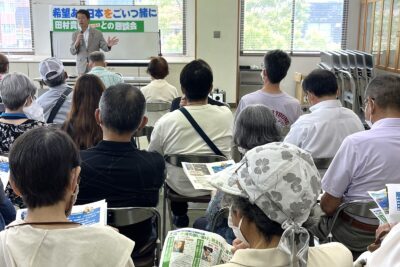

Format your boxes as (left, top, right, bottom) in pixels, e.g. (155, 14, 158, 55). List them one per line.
(148, 104, 233, 197)
(0, 223, 135, 267)
(236, 89, 302, 127)
(141, 79, 179, 126)
(284, 99, 364, 158)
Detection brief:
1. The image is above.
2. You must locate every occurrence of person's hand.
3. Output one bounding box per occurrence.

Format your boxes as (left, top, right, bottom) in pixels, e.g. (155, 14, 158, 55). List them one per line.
(75, 32, 83, 47)
(376, 223, 396, 240)
(179, 95, 187, 107)
(231, 238, 249, 253)
(107, 36, 119, 47)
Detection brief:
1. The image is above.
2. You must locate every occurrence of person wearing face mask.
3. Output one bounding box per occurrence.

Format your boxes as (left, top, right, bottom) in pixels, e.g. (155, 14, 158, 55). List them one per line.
(0, 73, 46, 208)
(209, 142, 353, 267)
(284, 69, 364, 158)
(193, 105, 281, 242)
(0, 127, 135, 267)
(310, 74, 400, 259)
(0, 73, 45, 155)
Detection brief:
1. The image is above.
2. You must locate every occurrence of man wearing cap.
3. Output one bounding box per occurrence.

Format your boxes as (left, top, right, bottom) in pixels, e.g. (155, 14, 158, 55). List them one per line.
(37, 57, 72, 124)
(210, 142, 353, 267)
(70, 9, 119, 75)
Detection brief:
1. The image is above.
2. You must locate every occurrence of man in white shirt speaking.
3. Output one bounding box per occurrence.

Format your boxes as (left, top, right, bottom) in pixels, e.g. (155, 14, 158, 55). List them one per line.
(284, 69, 364, 158)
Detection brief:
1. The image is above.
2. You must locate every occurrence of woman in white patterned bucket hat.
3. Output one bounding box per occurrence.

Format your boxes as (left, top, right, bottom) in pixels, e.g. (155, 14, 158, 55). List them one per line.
(210, 142, 353, 267)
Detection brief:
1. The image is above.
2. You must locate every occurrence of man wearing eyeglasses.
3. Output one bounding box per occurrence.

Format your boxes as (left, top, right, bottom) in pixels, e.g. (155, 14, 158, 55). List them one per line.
(311, 74, 400, 258)
(284, 69, 364, 158)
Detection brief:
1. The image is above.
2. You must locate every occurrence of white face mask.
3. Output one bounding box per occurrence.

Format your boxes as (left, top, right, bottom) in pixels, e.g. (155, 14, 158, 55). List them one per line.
(237, 146, 247, 155)
(23, 99, 44, 122)
(364, 101, 373, 128)
(65, 184, 79, 216)
(260, 70, 265, 82)
(228, 209, 249, 247)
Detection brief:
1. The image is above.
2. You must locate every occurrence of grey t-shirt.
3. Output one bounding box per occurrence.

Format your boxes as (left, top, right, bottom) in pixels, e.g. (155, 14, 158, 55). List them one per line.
(235, 89, 302, 127)
(37, 83, 72, 124)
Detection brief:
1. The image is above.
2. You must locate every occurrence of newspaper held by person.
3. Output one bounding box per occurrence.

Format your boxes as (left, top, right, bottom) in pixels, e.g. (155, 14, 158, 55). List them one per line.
(16, 199, 108, 226)
(182, 160, 235, 191)
(368, 184, 400, 224)
(160, 228, 233, 267)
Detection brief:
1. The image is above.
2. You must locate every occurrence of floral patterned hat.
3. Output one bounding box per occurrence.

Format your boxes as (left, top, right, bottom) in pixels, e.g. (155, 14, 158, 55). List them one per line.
(210, 142, 321, 267)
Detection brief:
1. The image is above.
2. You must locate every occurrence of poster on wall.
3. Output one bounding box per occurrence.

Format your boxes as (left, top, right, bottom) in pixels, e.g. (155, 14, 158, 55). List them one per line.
(49, 5, 159, 33)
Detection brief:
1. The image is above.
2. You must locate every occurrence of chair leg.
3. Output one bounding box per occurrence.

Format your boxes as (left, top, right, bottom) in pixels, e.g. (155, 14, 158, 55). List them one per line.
(162, 187, 167, 243)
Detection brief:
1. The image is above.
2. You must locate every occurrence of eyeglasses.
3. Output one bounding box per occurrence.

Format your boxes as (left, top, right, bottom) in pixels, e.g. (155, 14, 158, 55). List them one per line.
(361, 97, 375, 112)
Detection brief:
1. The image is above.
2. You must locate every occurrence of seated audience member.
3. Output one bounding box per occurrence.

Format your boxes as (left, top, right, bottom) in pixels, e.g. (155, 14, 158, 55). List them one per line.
(37, 57, 73, 124)
(0, 73, 45, 154)
(0, 180, 15, 230)
(62, 74, 104, 150)
(311, 75, 400, 257)
(0, 127, 134, 267)
(195, 105, 281, 242)
(141, 56, 179, 126)
(76, 83, 165, 258)
(148, 59, 233, 227)
(235, 49, 302, 128)
(284, 69, 364, 158)
(354, 222, 400, 266)
(170, 94, 226, 112)
(87, 51, 123, 88)
(0, 53, 9, 81)
(209, 142, 353, 267)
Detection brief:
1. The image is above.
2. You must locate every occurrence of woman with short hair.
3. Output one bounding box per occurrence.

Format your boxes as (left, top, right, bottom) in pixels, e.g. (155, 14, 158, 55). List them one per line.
(195, 105, 281, 242)
(0, 72, 45, 154)
(0, 127, 135, 267)
(62, 74, 104, 150)
(140, 56, 178, 126)
(211, 142, 353, 267)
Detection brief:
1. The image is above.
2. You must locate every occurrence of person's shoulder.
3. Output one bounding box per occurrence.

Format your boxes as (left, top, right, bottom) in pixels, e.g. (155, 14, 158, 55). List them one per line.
(23, 120, 46, 127)
(309, 242, 353, 267)
(281, 92, 300, 104)
(136, 149, 164, 164)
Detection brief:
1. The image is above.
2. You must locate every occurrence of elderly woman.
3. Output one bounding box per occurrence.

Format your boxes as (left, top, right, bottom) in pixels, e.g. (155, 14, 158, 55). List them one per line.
(0, 127, 134, 267)
(0, 73, 45, 154)
(210, 142, 353, 267)
(195, 105, 281, 243)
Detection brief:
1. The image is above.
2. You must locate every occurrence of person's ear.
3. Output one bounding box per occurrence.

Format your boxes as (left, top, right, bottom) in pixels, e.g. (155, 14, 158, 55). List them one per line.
(95, 108, 102, 126)
(208, 84, 213, 94)
(64, 71, 68, 80)
(69, 166, 81, 193)
(9, 178, 22, 197)
(137, 116, 148, 131)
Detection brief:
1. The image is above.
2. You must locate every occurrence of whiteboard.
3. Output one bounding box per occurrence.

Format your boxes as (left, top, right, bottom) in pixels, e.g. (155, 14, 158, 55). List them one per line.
(51, 31, 160, 60)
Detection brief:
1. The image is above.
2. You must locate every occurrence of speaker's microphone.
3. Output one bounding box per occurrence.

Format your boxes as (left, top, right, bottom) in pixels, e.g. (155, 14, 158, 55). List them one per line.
(80, 31, 84, 47)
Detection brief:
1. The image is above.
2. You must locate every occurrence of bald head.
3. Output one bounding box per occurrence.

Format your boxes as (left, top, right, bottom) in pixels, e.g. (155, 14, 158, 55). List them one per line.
(0, 53, 9, 74)
(365, 75, 400, 112)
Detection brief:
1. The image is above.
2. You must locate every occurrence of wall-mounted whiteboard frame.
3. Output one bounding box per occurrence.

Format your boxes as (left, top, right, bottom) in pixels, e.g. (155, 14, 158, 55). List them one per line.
(50, 31, 161, 60)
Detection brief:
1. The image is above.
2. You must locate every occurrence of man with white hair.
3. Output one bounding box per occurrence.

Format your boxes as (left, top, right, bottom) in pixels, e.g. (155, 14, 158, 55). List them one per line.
(37, 57, 72, 124)
(87, 51, 123, 88)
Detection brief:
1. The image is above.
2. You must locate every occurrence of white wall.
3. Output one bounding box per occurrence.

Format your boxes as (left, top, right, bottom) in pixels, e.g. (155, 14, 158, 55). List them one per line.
(196, 0, 239, 103)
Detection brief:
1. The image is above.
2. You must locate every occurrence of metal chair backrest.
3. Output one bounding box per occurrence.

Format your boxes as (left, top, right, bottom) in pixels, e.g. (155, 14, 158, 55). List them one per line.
(209, 207, 229, 233)
(146, 102, 171, 112)
(165, 154, 228, 168)
(107, 207, 160, 227)
(327, 200, 379, 241)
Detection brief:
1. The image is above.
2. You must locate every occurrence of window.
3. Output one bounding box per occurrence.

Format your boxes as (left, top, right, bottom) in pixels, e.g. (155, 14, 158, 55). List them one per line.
(0, 0, 34, 53)
(86, 0, 186, 55)
(240, 0, 348, 54)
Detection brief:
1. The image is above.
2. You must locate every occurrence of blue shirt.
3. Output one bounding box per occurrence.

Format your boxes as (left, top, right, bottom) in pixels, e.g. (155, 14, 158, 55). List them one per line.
(88, 66, 124, 89)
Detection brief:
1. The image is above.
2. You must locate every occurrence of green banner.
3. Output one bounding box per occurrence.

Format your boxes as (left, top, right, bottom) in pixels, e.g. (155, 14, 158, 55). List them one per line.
(53, 20, 144, 32)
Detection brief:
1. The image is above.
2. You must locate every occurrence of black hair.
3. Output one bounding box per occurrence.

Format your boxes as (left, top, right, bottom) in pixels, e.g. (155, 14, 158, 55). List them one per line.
(99, 83, 145, 134)
(229, 195, 284, 241)
(0, 53, 9, 73)
(9, 127, 80, 209)
(180, 59, 213, 101)
(302, 69, 338, 97)
(263, 50, 291, 84)
(147, 56, 169, 79)
(76, 9, 90, 19)
(366, 74, 400, 111)
(43, 71, 65, 87)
